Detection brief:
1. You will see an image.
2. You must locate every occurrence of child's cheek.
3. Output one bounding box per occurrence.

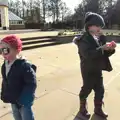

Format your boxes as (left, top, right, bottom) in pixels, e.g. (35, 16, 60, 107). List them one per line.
(3, 55, 11, 60)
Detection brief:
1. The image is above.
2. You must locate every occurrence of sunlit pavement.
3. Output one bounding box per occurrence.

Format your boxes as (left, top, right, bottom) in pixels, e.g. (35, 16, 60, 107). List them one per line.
(0, 43, 120, 120)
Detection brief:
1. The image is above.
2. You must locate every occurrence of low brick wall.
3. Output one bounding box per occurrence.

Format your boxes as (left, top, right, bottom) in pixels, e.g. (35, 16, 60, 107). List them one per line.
(106, 36, 120, 42)
(9, 25, 25, 30)
(57, 35, 120, 44)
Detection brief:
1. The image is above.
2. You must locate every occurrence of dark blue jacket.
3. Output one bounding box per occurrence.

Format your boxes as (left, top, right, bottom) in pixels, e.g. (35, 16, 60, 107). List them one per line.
(0, 59, 37, 106)
(75, 32, 115, 72)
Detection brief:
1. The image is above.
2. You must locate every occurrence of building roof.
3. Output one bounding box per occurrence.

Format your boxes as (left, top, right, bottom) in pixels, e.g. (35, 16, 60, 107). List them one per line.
(9, 11, 23, 21)
(0, 0, 8, 7)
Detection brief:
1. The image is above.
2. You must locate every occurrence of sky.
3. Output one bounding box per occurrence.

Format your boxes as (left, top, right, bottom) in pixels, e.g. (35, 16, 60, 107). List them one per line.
(62, 0, 82, 13)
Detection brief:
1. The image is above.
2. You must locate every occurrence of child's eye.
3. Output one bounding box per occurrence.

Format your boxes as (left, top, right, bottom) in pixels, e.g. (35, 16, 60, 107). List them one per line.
(1, 47, 10, 55)
(4, 49, 8, 53)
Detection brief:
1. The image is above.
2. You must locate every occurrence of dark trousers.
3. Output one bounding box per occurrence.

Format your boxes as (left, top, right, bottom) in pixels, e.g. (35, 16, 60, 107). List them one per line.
(79, 69, 104, 101)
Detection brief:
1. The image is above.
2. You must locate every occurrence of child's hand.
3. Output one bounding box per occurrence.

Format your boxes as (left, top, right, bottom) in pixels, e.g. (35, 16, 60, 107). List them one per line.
(102, 44, 110, 50)
(107, 41, 116, 50)
(111, 41, 116, 49)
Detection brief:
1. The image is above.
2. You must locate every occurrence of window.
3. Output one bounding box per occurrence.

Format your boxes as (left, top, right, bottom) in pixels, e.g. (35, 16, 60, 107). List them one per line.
(10, 21, 23, 25)
(13, 21, 17, 24)
(12, 21, 14, 24)
(17, 21, 23, 24)
(9, 21, 12, 24)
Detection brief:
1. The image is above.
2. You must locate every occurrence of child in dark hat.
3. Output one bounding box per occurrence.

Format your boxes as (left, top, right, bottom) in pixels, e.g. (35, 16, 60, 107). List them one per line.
(0, 35, 37, 120)
(73, 12, 116, 119)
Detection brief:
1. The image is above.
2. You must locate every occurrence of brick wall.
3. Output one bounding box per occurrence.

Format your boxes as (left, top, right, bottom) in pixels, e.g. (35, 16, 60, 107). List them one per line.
(9, 25, 25, 30)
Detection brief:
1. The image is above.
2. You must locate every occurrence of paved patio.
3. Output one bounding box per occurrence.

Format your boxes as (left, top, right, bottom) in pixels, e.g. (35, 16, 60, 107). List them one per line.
(0, 41, 120, 120)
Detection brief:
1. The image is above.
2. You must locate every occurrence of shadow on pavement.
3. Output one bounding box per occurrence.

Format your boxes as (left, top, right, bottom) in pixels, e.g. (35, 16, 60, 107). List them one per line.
(73, 116, 82, 120)
(73, 111, 88, 120)
(90, 114, 107, 120)
(73, 112, 107, 120)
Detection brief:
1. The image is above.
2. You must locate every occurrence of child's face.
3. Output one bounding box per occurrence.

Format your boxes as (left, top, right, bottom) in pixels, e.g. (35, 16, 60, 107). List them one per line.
(88, 25, 102, 36)
(0, 42, 18, 61)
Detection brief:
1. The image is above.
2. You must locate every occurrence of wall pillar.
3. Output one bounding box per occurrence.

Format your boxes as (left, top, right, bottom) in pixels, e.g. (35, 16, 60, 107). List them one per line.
(0, 6, 9, 30)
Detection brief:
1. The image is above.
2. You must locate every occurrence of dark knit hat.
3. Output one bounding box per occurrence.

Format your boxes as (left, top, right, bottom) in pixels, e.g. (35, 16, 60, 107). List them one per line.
(85, 12, 105, 30)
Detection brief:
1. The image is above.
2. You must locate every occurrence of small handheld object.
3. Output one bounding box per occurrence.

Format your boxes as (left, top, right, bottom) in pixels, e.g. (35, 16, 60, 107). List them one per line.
(107, 41, 116, 48)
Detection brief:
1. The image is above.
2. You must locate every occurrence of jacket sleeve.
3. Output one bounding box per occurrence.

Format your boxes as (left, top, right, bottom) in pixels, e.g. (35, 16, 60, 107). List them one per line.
(99, 35, 115, 57)
(18, 62, 37, 106)
(78, 40, 103, 59)
(73, 35, 81, 45)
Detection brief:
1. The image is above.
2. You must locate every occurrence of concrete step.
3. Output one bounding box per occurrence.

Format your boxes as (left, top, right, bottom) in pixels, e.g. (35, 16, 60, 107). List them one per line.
(21, 36, 57, 41)
(21, 36, 61, 50)
(22, 41, 60, 50)
(22, 38, 56, 45)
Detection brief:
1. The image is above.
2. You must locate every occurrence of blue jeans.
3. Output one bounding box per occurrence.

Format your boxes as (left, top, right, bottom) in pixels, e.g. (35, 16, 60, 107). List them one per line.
(11, 104, 35, 120)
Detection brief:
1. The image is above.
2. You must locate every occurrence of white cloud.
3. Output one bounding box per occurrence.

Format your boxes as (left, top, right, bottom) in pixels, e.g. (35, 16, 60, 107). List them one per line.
(62, 0, 82, 13)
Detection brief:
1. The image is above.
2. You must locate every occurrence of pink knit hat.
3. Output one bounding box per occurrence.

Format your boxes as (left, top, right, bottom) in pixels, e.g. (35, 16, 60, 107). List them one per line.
(1, 35, 22, 52)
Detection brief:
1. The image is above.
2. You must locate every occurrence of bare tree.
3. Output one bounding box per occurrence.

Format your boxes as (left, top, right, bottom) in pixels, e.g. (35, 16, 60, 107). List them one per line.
(14, 0, 22, 17)
(47, 0, 56, 21)
(21, 0, 26, 18)
(8, 0, 16, 13)
(48, 0, 63, 22)
(42, 0, 46, 22)
(30, 0, 34, 18)
(60, 2, 71, 22)
(34, 0, 42, 22)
